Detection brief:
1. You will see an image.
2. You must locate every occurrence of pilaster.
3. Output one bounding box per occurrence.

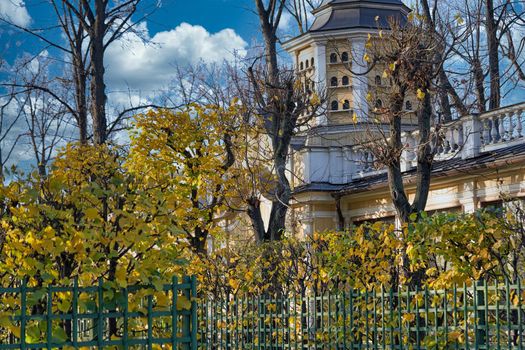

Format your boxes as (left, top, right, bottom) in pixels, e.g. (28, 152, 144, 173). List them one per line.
(351, 36, 369, 121)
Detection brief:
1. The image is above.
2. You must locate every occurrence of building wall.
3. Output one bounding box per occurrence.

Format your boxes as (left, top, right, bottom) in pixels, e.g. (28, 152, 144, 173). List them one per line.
(292, 165, 525, 235)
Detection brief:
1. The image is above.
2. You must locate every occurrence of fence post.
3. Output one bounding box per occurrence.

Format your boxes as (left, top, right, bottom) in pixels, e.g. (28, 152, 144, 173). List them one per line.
(191, 275, 198, 350)
(475, 279, 486, 347)
(182, 276, 191, 350)
(97, 278, 104, 347)
(172, 276, 179, 348)
(20, 279, 27, 350)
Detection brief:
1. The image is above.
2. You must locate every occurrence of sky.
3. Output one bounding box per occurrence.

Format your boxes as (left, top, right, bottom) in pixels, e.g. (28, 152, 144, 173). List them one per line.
(0, 0, 524, 173)
(0, 0, 278, 173)
(0, 0, 266, 96)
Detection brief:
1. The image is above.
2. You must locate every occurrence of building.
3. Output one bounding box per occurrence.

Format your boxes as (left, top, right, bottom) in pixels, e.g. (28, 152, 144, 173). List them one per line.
(282, 0, 525, 235)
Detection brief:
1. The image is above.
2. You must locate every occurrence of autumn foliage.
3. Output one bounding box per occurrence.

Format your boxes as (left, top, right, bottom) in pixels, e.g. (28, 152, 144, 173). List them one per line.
(0, 103, 523, 342)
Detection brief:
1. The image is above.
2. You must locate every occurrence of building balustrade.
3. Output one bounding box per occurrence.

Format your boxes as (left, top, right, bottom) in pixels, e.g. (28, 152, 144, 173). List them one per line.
(299, 102, 525, 185)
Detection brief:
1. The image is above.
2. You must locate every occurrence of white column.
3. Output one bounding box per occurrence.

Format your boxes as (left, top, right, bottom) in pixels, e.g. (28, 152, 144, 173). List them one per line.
(309, 147, 330, 182)
(302, 204, 314, 236)
(459, 180, 477, 213)
(302, 149, 311, 183)
(312, 42, 327, 126)
(401, 132, 415, 172)
(342, 146, 355, 182)
(461, 115, 482, 159)
(351, 36, 369, 122)
(329, 147, 344, 184)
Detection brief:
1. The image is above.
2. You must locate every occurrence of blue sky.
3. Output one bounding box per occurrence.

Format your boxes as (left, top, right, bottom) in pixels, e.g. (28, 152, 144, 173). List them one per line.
(0, 0, 260, 60)
(0, 0, 273, 172)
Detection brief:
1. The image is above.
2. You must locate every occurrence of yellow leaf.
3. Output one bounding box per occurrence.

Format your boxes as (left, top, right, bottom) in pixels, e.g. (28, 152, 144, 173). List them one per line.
(402, 313, 415, 324)
(84, 208, 99, 220)
(352, 112, 358, 124)
(177, 295, 192, 310)
(416, 89, 425, 101)
(8, 324, 20, 338)
(448, 330, 462, 341)
(0, 315, 11, 328)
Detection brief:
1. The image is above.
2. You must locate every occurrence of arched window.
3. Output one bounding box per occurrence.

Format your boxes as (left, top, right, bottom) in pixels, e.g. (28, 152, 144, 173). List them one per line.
(305, 59, 309, 68)
(341, 52, 349, 62)
(405, 100, 412, 110)
(343, 100, 350, 110)
(330, 76, 338, 87)
(375, 99, 383, 108)
(330, 53, 337, 63)
(342, 76, 349, 86)
(375, 75, 382, 86)
(331, 100, 339, 111)
(311, 57, 315, 67)
(300, 61, 304, 70)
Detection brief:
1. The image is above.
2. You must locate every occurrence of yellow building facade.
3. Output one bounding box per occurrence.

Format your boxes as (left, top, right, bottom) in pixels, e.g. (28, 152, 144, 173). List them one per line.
(282, 0, 525, 235)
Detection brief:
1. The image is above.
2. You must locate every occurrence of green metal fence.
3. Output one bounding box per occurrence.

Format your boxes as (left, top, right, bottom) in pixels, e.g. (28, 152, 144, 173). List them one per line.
(0, 276, 198, 349)
(198, 279, 525, 349)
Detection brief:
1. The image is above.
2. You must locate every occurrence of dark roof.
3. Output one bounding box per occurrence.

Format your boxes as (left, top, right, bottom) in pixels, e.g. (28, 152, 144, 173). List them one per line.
(293, 142, 525, 196)
(310, 0, 410, 32)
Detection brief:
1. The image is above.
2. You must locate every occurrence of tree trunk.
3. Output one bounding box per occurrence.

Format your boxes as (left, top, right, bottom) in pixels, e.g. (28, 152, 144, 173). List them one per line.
(485, 0, 501, 110)
(473, 57, 487, 112)
(73, 55, 88, 144)
(386, 92, 412, 223)
(90, 0, 108, 144)
(411, 92, 433, 214)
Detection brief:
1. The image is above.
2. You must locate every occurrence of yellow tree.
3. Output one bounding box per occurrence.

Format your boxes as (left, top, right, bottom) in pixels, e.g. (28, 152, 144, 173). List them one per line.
(127, 103, 243, 254)
(0, 143, 187, 339)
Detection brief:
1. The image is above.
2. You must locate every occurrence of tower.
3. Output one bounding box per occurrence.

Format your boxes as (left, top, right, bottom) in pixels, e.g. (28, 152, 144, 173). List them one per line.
(282, 0, 412, 235)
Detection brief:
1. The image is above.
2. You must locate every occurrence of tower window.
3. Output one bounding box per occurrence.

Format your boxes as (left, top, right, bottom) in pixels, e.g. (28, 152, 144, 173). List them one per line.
(330, 77, 338, 87)
(343, 100, 350, 110)
(341, 52, 349, 62)
(330, 53, 337, 63)
(331, 100, 339, 111)
(300, 61, 304, 70)
(311, 57, 314, 67)
(405, 100, 412, 110)
(305, 59, 309, 68)
(342, 76, 349, 86)
(375, 75, 382, 86)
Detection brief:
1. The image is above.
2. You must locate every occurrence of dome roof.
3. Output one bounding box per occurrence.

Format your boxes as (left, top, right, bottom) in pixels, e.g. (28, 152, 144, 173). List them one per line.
(310, 0, 410, 32)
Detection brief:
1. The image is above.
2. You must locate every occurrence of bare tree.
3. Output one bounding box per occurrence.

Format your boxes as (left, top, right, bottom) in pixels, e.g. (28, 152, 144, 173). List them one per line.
(233, 0, 325, 241)
(1, 0, 157, 144)
(0, 94, 24, 181)
(354, 19, 441, 223)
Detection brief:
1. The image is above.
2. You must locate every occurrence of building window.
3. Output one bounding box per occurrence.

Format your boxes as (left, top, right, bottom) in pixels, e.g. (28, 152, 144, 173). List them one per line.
(330, 53, 337, 63)
(375, 99, 383, 108)
(343, 100, 350, 110)
(330, 76, 338, 87)
(341, 52, 349, 62)
(342, 76, 349, 86)
(305, 59, 309, 68)
(331, 100, 339, 111)
(375, 75, 382, 86)
(311, 57, 314, 67)
(405, 100, 412, 110)
(300, 61, 304, 70)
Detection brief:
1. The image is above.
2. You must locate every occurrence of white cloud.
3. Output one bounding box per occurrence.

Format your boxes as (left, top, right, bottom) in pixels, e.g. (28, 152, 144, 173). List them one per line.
(105, 22, 247, 92)
(0, 0, 31, 27)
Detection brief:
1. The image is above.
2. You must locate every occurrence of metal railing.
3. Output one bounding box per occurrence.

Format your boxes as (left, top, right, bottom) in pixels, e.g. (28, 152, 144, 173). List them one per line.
(198, 279, 525, 349)
(0, 276, 198, 349)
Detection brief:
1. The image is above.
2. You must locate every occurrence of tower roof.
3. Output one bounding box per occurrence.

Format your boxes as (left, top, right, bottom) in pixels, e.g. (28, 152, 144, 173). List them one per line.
(310, 0, 410, 32)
